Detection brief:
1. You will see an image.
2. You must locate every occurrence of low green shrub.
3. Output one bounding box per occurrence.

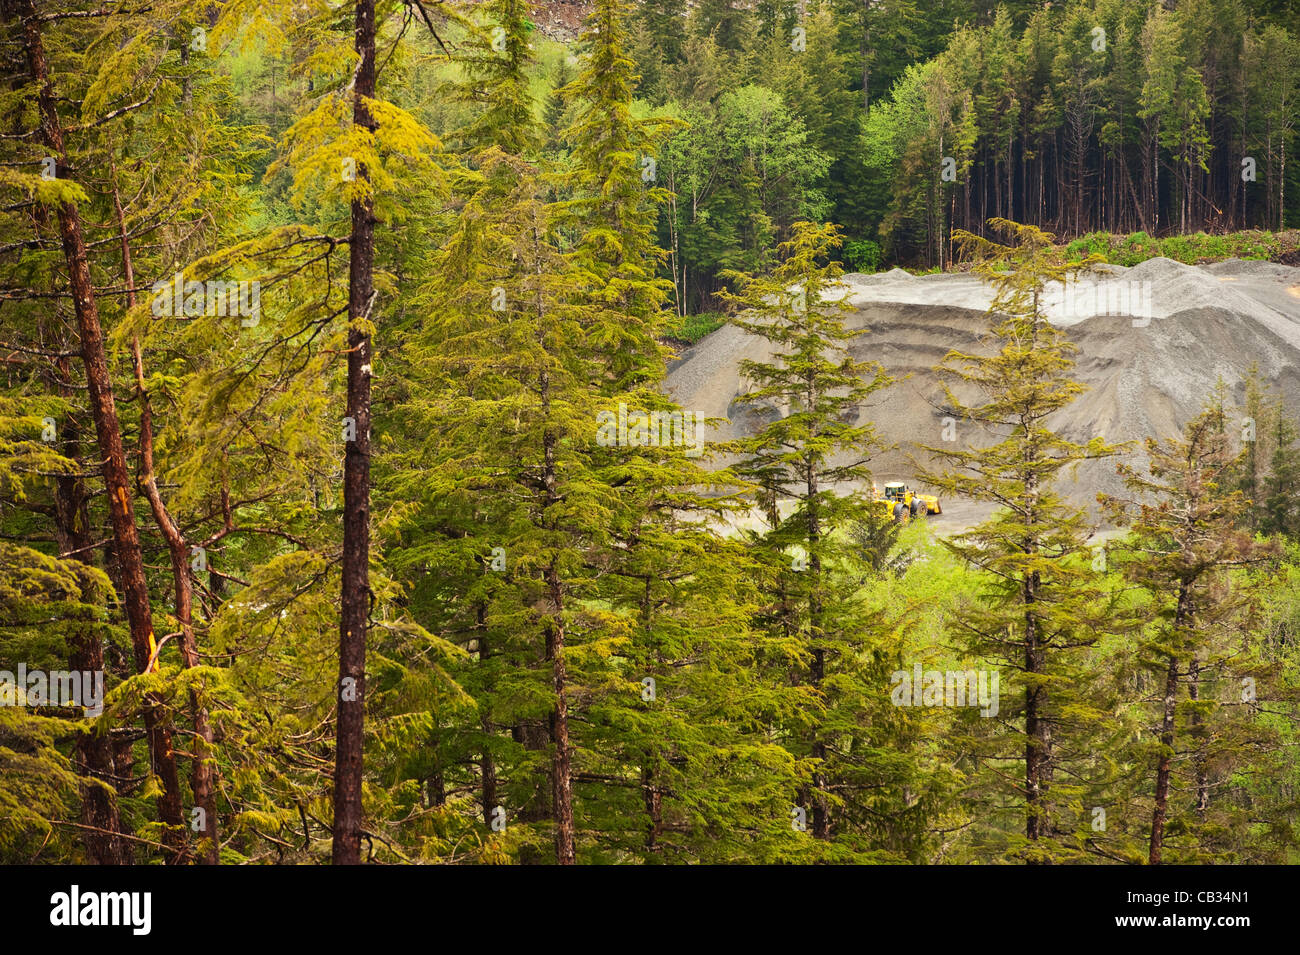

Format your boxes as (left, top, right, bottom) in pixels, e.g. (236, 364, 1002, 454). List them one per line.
(843, 238, 884, 273)
(663, 312, 726, 344)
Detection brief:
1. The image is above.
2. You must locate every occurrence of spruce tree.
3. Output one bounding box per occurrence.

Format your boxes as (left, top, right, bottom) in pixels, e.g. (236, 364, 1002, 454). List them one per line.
(1104, 403, 1282, 863)
(718, 221, 925, 855)
(1263, 410, 1300, 540)
(453, 0, 541, 156)
(919, 219, 1122, 862)
(557, 0, 677, 387)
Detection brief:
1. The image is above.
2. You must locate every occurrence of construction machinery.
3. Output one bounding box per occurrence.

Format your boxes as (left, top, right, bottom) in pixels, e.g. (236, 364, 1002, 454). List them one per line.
(872, 481, 942, 522)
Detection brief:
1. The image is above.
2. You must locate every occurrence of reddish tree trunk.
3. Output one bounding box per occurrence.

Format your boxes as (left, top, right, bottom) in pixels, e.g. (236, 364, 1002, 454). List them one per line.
(1023, 482, 1049, 853)
(333, 0, 377, 866)
(807, 459, 830, 841)
(477, 617, 499, 826)
(132, 337, 220, 864)
(1149, 582, 1191, 865)
(545, 563, 576, 865)
(110, 159, 220, 865)
(30, 174, 131, 864)
(1149, 654, 1179, 865)
(50, 387, 132, 865)
(20, 0, 187, 863)
(641, 766, 663, 853)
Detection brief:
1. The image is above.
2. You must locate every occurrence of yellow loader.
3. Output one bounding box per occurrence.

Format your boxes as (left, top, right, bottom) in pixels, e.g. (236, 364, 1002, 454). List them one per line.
(873, 481, 942, 522)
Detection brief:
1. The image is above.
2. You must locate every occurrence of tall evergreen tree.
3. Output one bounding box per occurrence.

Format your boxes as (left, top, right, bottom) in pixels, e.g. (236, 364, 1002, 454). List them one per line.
(557, 0, 677, 386)
(1263, 411, 1300, 540)
(720, 221, 935, 856)
(919, 220, 1121, 862)
(453, 0, 540, 155)
(10, 0, 190, 862)
(1104, 404, 1282, 863)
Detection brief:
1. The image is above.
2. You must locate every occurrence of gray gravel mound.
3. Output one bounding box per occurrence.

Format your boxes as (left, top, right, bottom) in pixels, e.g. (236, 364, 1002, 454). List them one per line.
(1203, 257, 1297, 280)
(666, 260, 1300, 522)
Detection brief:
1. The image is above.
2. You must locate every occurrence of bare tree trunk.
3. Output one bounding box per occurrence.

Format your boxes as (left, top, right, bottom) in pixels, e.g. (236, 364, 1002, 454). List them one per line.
(511, 720, 552, 828)
(937, 134, 945, 272)
(475, 609, 499, 825)
(1024, 594, 1047, 847)
(110, 160, 220, 865)
(479, 727, 498, 825)
(1120, 153, 1151, 234)
(1038, 140, 1045, 228)
(51, 388, 132, 865)
(19, 0, 187, 863)
(333, 0, 378, 866)
(31, 183, 131, 864)
(1007, 130, 1014, 222)
(5, 23, 122, 863)
(1022, 411, 1048, 855)
(1189, 657, 1209, 819)
(131, 337, 219, 864)
(544, 565, 575, 864)
(666, 182, 682, 317)
(426, 770, 445, 808)
(1280, 135, 1287, 231)
(1152, 122, 1160, 233)
(806, 432, 829, 841)
(1149, 654, 1179, 865)
(1149, 582, 1191, 864)
(641, 765, 663, 853)
(531, 209, 575, 863)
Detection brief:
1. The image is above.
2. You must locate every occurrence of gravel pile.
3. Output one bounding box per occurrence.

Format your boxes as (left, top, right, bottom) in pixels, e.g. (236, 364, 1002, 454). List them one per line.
(665, 259, 1300, 524)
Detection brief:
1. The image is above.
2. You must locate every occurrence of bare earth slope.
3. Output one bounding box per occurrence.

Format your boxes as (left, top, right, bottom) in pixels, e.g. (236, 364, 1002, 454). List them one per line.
(665, 258, 1300, 525)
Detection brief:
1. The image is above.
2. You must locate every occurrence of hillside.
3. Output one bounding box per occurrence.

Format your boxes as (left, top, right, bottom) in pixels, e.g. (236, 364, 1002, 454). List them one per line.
(7, 0, 1300, 882)
(667, 258, 1300, 518)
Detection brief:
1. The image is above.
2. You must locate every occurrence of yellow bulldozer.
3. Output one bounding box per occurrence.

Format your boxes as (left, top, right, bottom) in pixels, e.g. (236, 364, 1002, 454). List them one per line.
(872, 481, 942, 522)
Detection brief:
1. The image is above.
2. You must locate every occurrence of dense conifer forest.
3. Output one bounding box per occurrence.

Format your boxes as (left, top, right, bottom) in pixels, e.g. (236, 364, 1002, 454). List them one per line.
(2, 0, 1299, 872)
